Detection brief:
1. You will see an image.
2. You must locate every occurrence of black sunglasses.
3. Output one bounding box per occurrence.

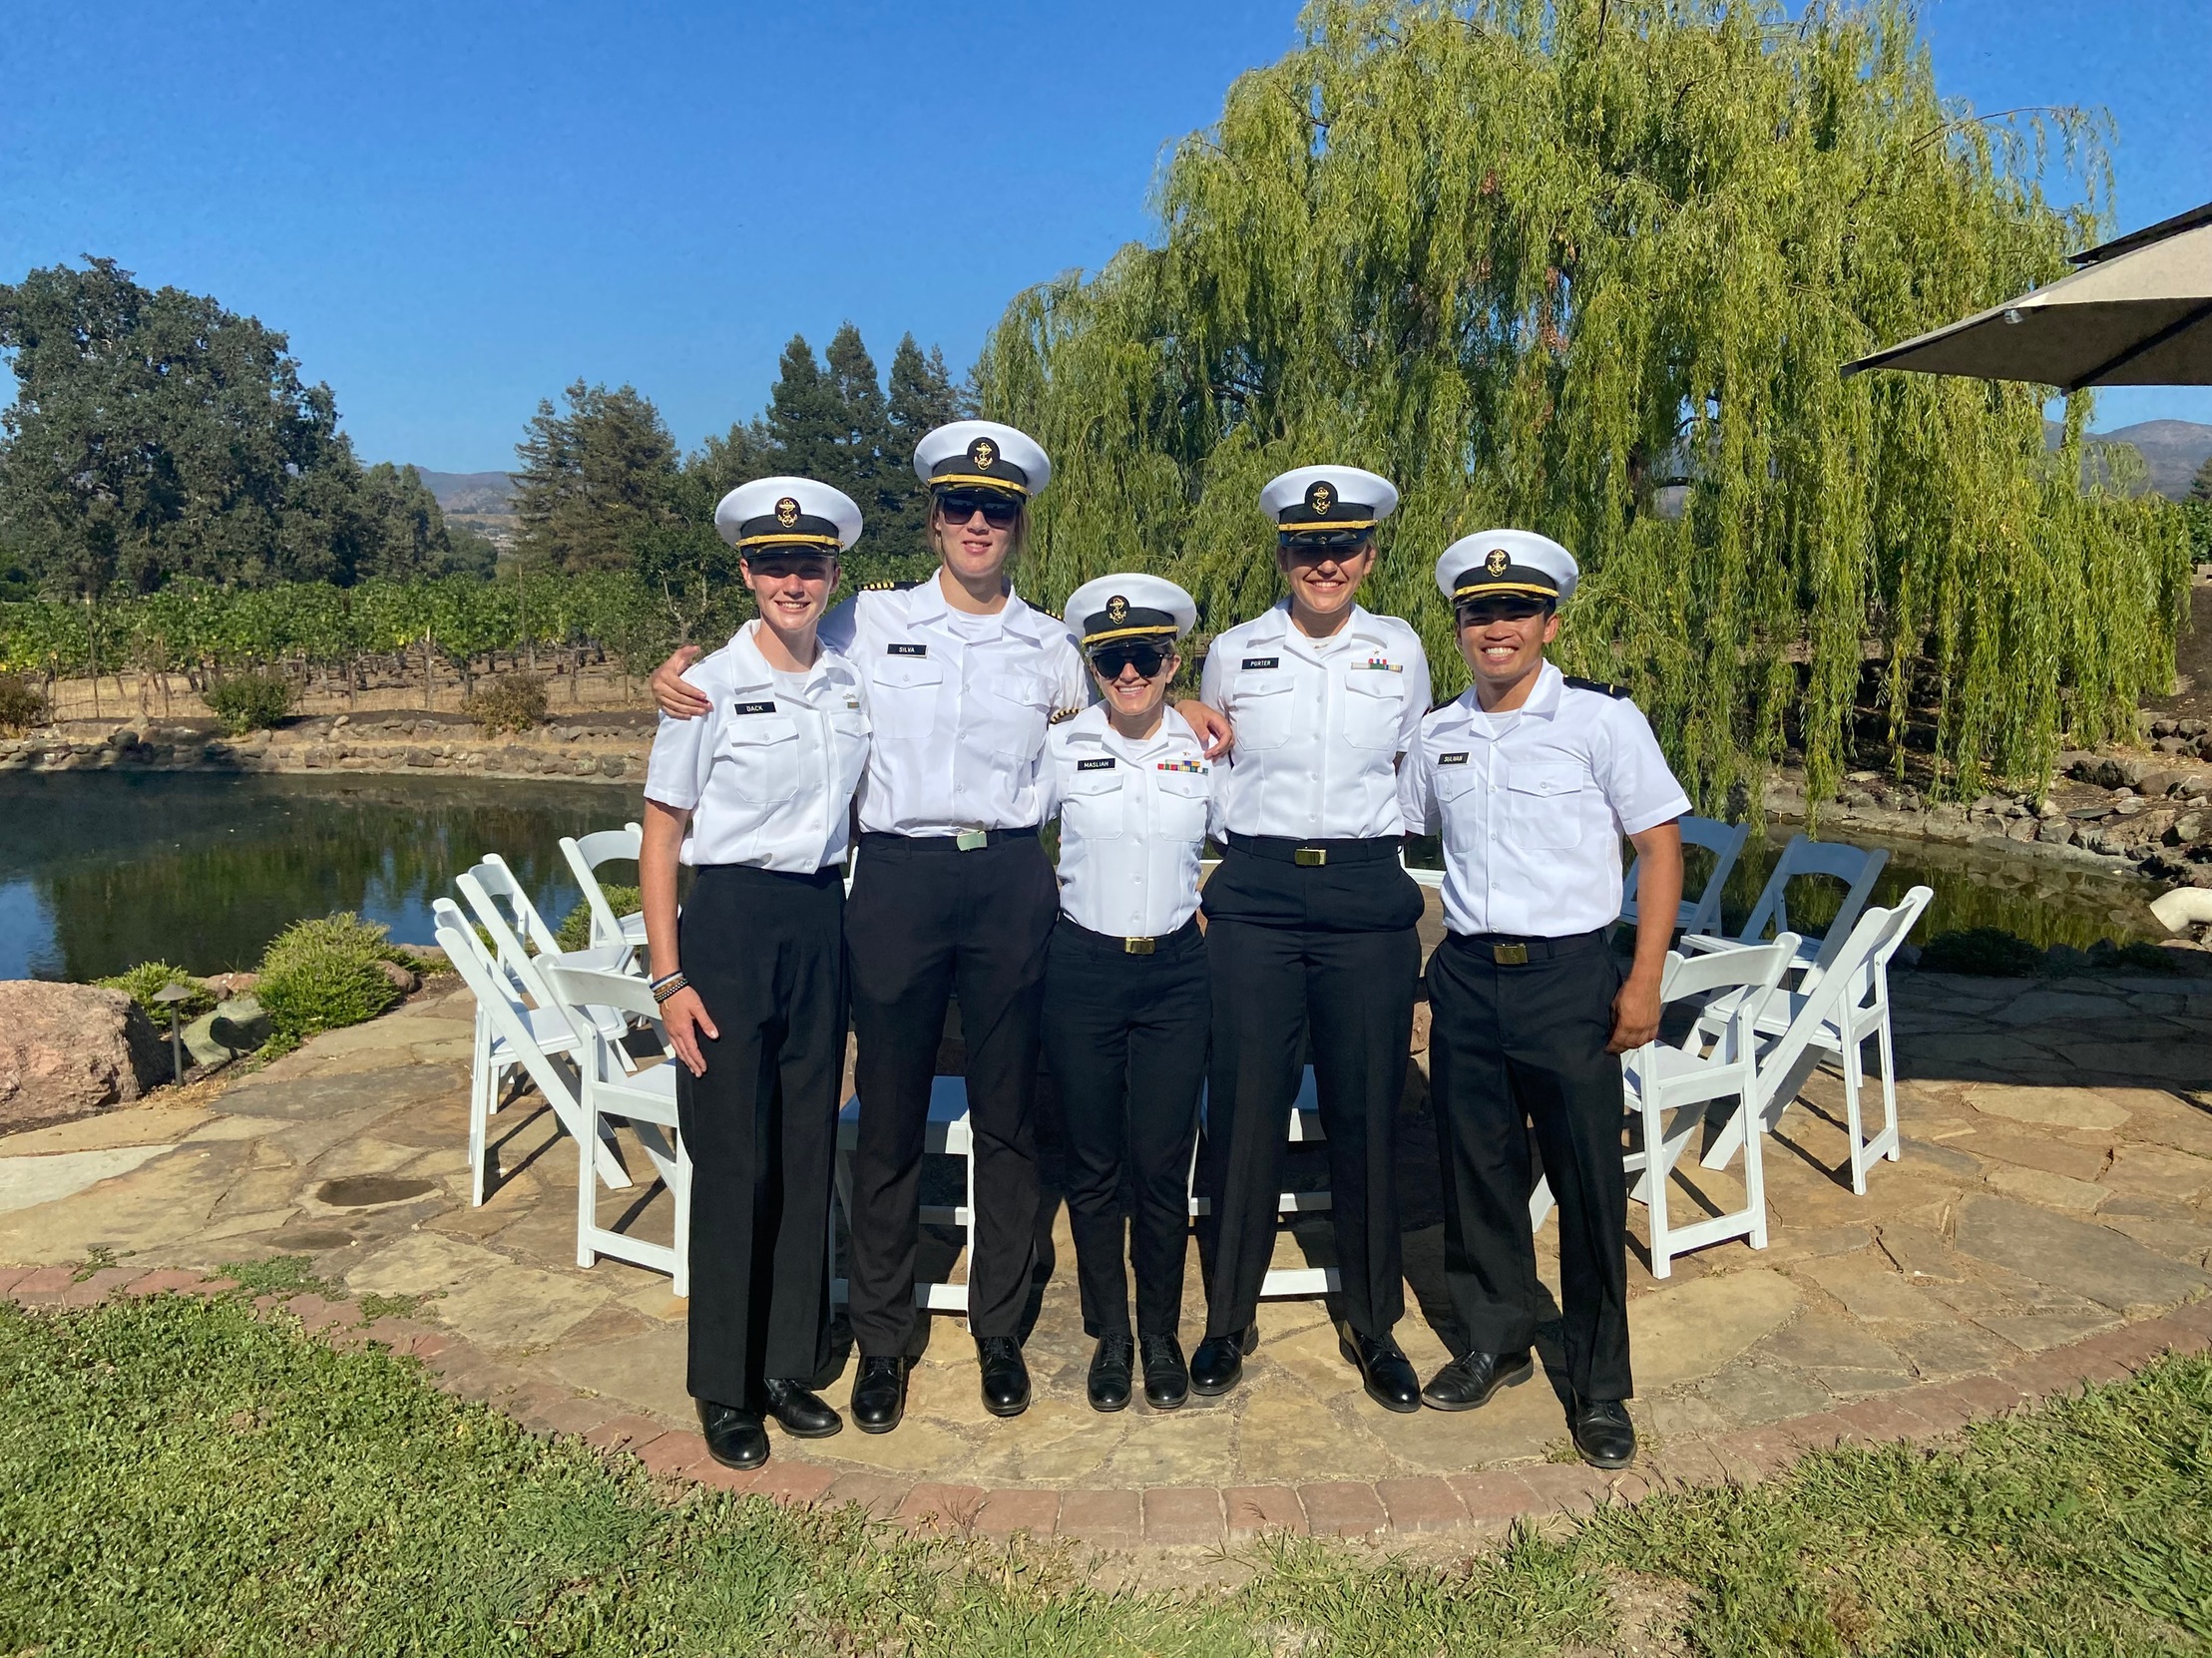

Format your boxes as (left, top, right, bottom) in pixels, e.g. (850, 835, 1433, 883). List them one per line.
(1089, 642, 1169, 679)
(1456, 597, 1551, 624)
(1279, 529, 1372, 555)
(936, 491, 1021, 527)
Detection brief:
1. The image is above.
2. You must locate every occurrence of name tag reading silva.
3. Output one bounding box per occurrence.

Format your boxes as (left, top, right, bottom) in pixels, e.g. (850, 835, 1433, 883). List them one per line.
(887, 642, 927, 657)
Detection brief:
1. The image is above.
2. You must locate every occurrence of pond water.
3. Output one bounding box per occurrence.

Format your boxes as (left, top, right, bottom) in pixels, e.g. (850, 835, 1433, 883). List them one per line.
(0, 772, 2166, 984)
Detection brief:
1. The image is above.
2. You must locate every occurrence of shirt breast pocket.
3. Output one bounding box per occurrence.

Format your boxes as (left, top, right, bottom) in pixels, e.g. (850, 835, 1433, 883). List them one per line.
(1229, 670, 1295, 751)
(828, 702, 871, 800)
(1342, 671, 1403, 750)
(1505, 761, 1585, 850)
(869, 656, 941, 741)
(1062, 768, 1124, 840)
(978, 672, 1053, 761)
(720, 713, 802, 806)
(1152, 769, 1211, 842)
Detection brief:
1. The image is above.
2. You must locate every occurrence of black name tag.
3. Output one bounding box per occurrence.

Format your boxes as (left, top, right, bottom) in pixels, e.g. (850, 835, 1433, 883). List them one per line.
(733, 700, 776, 716)
(887, 642, 927, 657)
(1438, 751, 1469, 765)
(1241, 656, 1280, 669)
(1077, 757, 1115, 771)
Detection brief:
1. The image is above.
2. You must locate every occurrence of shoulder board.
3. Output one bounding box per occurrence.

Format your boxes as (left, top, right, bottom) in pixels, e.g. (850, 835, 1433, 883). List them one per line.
(1049, 706, 1083, 725)
(1562, 675, 1632, 699)
(860, 579, 920, 593)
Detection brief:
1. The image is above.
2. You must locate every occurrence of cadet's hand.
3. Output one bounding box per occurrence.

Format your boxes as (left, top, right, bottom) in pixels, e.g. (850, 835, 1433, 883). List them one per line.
(1607, 971, 1663, 1054)
(1174, 698, 1233, 760)
(652, 646, 711, 718)
(661, 987, 717, 1075)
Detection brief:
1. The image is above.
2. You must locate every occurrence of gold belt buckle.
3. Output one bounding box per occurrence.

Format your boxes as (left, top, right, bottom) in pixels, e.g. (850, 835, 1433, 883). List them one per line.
(1123, 937, 1155, 955)
(1293, 846, 1327, 867)
(1493, 942, 1530, 965)
(954, 829, 989, 852)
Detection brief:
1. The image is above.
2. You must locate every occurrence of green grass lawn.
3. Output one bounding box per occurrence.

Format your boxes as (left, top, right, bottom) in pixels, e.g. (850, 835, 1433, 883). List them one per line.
(3, 1289, 2210, 1656)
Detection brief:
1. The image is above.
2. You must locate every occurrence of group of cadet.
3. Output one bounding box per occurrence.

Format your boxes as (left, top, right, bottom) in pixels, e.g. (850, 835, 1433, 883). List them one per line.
(637, 418, 1687, 1475)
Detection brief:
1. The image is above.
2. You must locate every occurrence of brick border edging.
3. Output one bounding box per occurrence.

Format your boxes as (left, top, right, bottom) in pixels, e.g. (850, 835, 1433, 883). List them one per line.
(6, 1260, 2208, 1546)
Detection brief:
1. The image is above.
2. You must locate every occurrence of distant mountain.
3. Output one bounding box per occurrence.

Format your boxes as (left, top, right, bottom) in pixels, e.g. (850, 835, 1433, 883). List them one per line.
(408, 468, 517, 517)
(2044, 419, 2212, 500)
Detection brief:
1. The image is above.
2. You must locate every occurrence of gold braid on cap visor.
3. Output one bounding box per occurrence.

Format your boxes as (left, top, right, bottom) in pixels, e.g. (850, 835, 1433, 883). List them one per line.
(930, 475, 1031, 497)
(1454, 580, 1558, 601)
(1082, 623, 1181, 647)
(737, 532, 843, 551)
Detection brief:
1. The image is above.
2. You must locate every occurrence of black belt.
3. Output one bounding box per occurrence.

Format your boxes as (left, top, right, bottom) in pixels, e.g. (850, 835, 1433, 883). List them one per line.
(1446, 928, 1606, 966)
(1060, 915, 1200, 956)
(1223, 832, 1404, 869)
(859, 827, 1040, 854)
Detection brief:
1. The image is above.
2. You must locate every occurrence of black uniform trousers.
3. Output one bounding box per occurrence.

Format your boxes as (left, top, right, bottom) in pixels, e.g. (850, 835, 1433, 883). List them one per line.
(1041, 916, 1209, 1340)
(1195, 837, 1423, 1342)
(844, 829, 1059, 1354)
(1426, 929, 1633, 1401)
(673, 862, 845, 1409)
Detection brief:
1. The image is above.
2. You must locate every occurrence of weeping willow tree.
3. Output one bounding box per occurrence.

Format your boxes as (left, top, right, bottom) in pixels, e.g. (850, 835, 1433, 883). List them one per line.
(976, 0, 2188, 809)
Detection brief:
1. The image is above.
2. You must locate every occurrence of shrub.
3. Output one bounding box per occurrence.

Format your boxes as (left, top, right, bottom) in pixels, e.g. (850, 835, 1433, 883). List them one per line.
(556, 885, 641, 952)
(203, 670, 295, 733)
(95, 961, 215, 1021)
(464, 672, 549, 734)
(254, 912, 405, 1043)
(0, 672, 47, 734)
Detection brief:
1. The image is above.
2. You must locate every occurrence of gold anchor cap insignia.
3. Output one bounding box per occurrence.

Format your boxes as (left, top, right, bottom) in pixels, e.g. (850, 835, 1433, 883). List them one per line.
(1106, 595, 1128, 622)
(1306, 480, 1335, 514)
(1486, 547, 1511, 576)
(969, 436, 998, 470)
(774, 497, 801, 527)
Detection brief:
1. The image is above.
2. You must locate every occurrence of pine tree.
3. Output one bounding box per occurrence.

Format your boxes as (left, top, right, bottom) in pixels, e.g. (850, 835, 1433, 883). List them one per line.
(2191, 453, 2212, 505)
(762, 336, 846, 486)
(512, 381, 678, 573)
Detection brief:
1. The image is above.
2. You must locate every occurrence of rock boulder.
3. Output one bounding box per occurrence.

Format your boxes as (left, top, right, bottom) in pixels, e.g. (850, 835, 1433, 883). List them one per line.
(0, 981, 170, 1132)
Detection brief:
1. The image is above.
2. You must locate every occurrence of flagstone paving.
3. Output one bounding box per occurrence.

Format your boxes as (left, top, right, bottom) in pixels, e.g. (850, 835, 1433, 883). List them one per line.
(4, 951, 2211, 1540)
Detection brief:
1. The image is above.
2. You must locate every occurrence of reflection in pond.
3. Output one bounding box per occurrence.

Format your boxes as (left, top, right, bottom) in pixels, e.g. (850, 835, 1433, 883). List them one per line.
(0, 772, 635, 982)
(0, 772, 2164, 985)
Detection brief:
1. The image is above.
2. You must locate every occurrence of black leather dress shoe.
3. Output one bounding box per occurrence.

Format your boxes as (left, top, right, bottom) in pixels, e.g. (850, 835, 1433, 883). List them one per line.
(1088, 1335, 1134, 1412)
(1139, 1334, 1188, 1411)
(1569, 1396, 1638, 1468)
(1190, 1325, 1257, 1397)
(1421, 1349, 1536, 1413)
(850, 1356, 908, 1435)
(697, 1399, 769, 1469)
(1337, 1324, 1422, 1413)
(763, 1378, 842, 1439)
(977, 1335, 1032, 1418)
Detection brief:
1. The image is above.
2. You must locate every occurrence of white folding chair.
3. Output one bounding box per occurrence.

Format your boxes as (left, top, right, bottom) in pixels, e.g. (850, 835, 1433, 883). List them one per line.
(1681, 834, 1888, 994)
(540, 964, 690, 1296)
(1621, 814, 1749, 937)
(434, 901, 631, 1205)
(831, 1076, 974, 1314)
(559, 824, 646, 960)
(1620, 933, 1799, 1276)
(1699, 888, 1933, 1195)
(1186, 1066, 1337, 1299)
(456, 868, 636, 1068)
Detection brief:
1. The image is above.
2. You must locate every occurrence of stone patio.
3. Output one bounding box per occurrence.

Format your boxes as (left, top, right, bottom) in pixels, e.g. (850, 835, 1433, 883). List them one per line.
(5, 935, 2211, 1539)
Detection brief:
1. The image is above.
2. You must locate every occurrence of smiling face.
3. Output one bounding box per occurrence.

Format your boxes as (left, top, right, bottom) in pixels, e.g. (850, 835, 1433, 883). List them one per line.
(1088, 641, 1177, 724)
(1276, 535, 1375, 627)
(1456, 596, 1559, 698)
(740, 551, 837, 633)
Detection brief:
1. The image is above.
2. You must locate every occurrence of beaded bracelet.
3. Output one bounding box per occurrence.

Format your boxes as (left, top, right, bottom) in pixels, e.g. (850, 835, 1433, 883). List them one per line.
(650, 972, 689, 1005)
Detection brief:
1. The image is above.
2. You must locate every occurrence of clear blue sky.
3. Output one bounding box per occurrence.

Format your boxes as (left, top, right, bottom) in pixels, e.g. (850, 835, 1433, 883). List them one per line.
(3, 0, 2206, 474)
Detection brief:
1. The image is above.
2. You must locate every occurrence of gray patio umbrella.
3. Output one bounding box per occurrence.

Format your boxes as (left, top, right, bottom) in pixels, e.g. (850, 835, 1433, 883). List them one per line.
(1844, 199, 2212, 389)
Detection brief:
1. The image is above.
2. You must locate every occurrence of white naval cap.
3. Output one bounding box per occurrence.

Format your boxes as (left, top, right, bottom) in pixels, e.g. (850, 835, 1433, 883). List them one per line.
(1258, 465, 1399, 534)
(912, 419, 1052, 498)
(1064, 573, 1198, 649)
(1436, 529, 1579, 607)
(714, 476, 863, 553)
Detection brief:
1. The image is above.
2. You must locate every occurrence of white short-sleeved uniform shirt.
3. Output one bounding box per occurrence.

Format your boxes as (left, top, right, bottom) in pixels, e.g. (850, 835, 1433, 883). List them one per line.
(1199, 601, 1430, 841)
(825, 574, 1090, 837)
(1043, 704, 1214, 939)
(643, 622, 870, 874)
(1399, 662, 1691, 937)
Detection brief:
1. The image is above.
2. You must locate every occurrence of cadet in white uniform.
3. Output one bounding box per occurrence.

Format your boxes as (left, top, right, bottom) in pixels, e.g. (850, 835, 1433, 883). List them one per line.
(1041, 575, 1211, 1414)
(1400, 530, 1687, 1469)
(1190, 465, 1432, 1414)
(640, 477, 871, 1470)
(649, 423, 1231, 1432)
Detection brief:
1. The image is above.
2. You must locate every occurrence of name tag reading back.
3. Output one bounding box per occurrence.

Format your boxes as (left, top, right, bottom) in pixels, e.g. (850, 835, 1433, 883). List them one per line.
(733, 700, 776, 715)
